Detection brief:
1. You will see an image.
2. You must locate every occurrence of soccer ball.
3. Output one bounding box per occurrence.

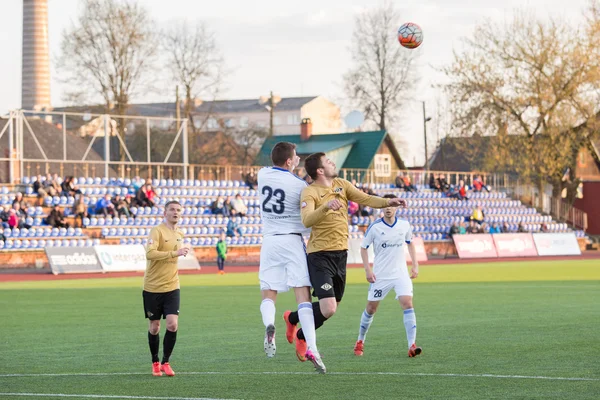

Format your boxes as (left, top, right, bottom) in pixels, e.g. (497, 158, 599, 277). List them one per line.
(398, 22, 423, 49)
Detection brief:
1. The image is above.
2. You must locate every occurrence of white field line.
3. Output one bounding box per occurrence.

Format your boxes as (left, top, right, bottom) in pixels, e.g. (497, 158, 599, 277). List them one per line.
(0, 371, 597, 381)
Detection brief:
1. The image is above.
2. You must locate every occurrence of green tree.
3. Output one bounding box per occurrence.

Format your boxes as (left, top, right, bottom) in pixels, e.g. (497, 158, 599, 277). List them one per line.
(444, 5, 600, 198)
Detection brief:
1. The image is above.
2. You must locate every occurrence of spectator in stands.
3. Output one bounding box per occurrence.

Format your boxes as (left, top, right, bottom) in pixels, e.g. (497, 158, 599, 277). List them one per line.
(135, 184, 154, 208)
(226, 210, 243, 237)
(429, 173, 441, 191)
(245, 170, 257, 190)
(502, 222, 510, 233)
(479, 222, 490, 234)
(145, 184, 156, 206)
(9, 204, 31, 229)
(111, 195, 131, 218)
(517, 223, 527, 233)
(43, 173, 60, 197)
(216, 232, 227, 275)
(402, 173, 417, 192)
(470, 206, 485, 225)
(359, 204, 373, 217)
(472, 175, 491, 192)
(11, 193, 28, 217)
(489, 222, 502, 234)
(223, 196, 234, 217)
(231, 194, 248, 217)
(540, 223, 549, 233)
(447, 184, 460, 200)
(348, 200, 359, 217)
(438, 174, 450, 192)
(7, 209, 19, 229)
(32, 175, 47, 205)
(362, 185, 375, 196)
(61, 176, 81, 197)
(467, 221, 480, 234)
(449, 222, 461, 237)
(124, 195, 134, 216)
(73, 194, 89, 228)
(0, 205, 10, 229)
(395, 172, 405, 190)
(459, 222, 467, 234)
(46, 204, 70, 228)
(132, 176, 144, 192)
(95, 194, 116, 217)
(457, 180, 469, 200)
(351, 179, 359, 188)
(51, 173, 63, 195)
(211, 196, 226, 215)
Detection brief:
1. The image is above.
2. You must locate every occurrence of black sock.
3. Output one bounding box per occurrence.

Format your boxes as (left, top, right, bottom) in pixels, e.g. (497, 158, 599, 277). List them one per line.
(296, 302, 328, 341)
(289, 310, 300, 325)
(148, 332, 160, 363)
(162, 329, 177, 364)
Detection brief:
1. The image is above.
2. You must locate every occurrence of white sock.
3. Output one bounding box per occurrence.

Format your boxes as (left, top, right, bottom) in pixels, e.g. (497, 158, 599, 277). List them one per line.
(297, 302, 318, 352)
(357, 309, 374, 341)
(403, 308, 417, 348)
(260, 298, 276, 328)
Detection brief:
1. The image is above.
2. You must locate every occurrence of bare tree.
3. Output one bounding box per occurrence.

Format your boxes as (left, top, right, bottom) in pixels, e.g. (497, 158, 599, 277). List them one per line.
(444, 7, 600, 198)
(58, 0, 157, 160)
(163, 21, 225, 133)
(224, 123, 270, 166)
(343, 0, 419, 132)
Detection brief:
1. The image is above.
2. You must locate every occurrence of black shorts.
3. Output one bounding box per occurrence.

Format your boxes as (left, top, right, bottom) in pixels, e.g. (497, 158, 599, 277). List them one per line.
(142, 289, 180, 320)
(308, 250, 348, 302)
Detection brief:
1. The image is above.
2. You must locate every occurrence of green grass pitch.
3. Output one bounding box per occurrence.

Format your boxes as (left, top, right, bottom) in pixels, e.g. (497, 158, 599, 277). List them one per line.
(0, 259, 599, 399)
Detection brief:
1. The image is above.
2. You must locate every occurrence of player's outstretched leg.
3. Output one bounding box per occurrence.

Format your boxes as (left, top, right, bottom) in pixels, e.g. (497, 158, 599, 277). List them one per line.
(305, 347, 326, 374)
(288, 301, 328, 362)
(260, 297, 277, 357)
(354, 309, 374, 356)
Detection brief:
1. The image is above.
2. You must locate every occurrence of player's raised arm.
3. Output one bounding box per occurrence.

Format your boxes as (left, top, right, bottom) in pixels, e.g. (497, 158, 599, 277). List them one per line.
(343, 180, 406, 209)
(146, 228, 179, 260)
(300, 190, 330, 228)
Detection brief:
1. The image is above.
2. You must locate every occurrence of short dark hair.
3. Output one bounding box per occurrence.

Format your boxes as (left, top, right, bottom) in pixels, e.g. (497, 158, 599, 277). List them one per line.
(164, 200, 181, 210)
(304, 152, 325, 180)
(383, 194, 396, 199)
(271, 142, 297, 167)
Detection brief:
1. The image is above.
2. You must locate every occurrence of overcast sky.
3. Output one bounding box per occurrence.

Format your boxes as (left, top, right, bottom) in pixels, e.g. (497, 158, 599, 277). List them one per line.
(0, 0, 590, 166)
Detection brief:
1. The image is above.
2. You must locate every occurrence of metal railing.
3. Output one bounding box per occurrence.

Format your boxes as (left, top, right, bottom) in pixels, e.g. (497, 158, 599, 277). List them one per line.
(550, 198, 588, 231)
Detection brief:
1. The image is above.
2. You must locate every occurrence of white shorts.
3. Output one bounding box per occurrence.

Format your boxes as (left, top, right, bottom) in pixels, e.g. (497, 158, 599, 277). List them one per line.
(367, 277, 413, 302)
(259, 234, 310, 292)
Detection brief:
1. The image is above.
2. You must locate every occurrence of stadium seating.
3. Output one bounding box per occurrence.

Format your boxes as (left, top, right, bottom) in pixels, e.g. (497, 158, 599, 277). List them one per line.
(0, 176, 588, 250)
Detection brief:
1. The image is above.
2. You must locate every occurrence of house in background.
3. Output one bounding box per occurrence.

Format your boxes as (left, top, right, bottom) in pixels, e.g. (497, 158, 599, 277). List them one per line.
(256, 119, 405, 181)
(53, 96, 341, 136)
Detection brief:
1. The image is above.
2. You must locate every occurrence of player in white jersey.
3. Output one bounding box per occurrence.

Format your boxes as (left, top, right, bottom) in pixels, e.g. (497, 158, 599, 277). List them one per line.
(353, 194, 422, 358)
(257, 142, 326, 373)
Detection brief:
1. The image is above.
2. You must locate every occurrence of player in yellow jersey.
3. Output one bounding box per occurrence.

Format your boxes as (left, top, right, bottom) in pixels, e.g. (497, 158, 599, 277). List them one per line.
(285, 152, 406, 358)
(143, 200, 190, 377)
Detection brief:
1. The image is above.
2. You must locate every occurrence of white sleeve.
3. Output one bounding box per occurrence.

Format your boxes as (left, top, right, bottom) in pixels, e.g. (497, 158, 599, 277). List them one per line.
(361, 223, 376, 249)
(405, 223, 413, 244)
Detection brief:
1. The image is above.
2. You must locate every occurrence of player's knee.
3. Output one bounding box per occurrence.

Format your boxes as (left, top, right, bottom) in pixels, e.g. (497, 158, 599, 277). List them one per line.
(321, 303, 337, 318)
(149, 323, 160, 335)
(166, 321, 178, 332)
(400, 299, 413, 310)
(366, 303, 378, 315)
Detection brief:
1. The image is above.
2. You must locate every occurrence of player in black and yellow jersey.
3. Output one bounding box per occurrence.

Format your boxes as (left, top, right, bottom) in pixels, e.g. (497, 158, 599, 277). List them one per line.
(143, 200, 190, 377)
(285, 152, 406, 357)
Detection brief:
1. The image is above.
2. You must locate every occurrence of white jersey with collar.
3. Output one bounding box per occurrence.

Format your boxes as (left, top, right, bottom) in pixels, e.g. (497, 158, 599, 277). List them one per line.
(258, 167, 310, 237)
(361, 217, 413, 280)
